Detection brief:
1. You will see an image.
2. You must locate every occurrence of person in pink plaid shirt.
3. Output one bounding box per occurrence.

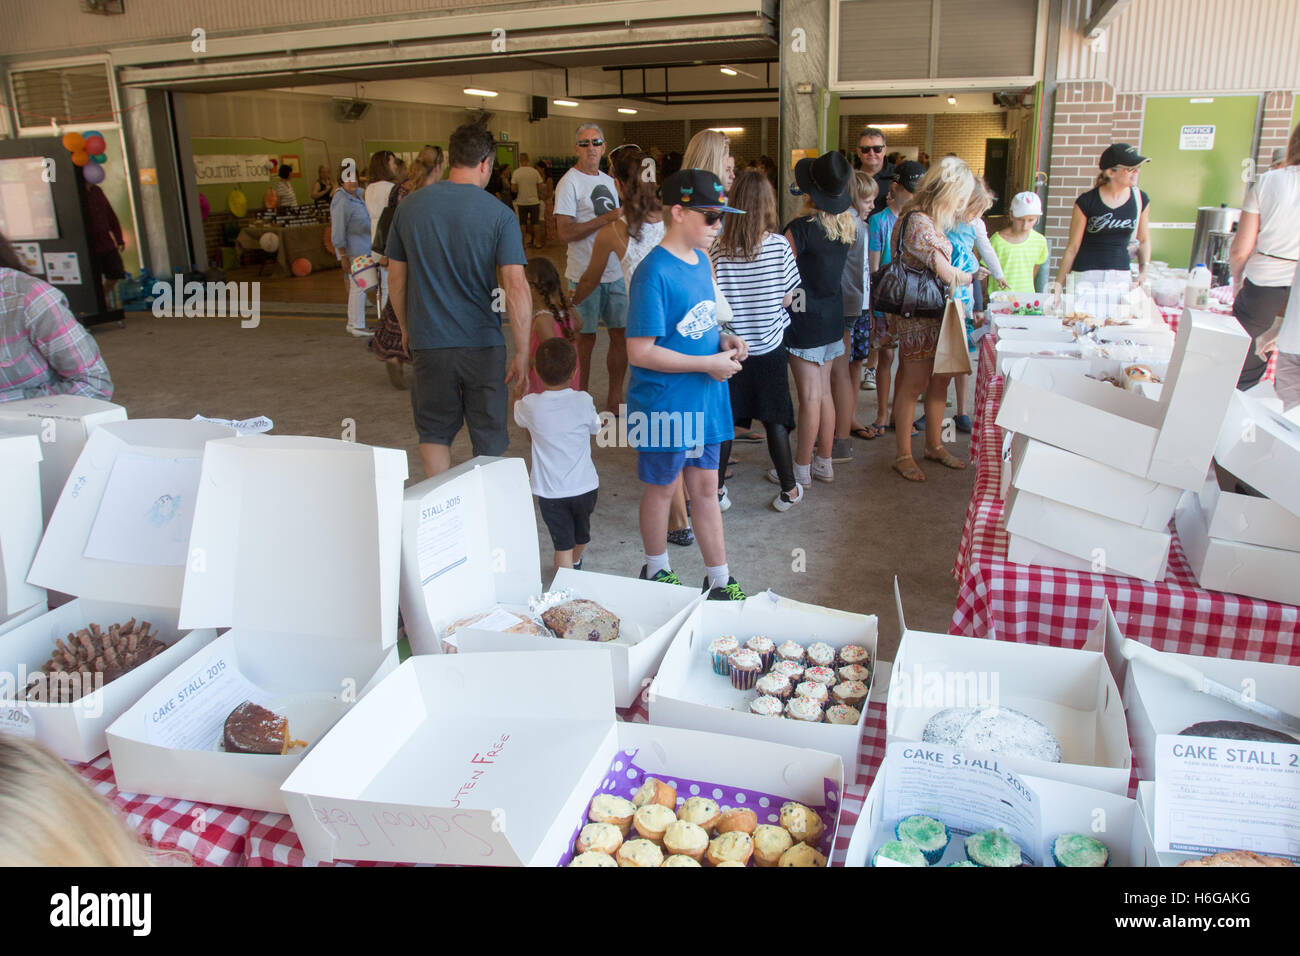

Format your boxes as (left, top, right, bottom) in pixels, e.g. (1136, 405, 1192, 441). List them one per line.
(1, 235, 113, 403)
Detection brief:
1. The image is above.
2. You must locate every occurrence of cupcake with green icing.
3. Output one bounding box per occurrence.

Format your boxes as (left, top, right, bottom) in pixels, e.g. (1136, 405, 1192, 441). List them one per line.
(965, 829, 1023, 867)
(871, 839, 928, 867)
(895, 814, 951, 864)
(1051, 833, 1110, 867)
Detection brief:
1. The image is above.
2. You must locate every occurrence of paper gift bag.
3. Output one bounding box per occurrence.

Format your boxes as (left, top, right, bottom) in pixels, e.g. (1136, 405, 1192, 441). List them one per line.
(933, 288, 972, 376)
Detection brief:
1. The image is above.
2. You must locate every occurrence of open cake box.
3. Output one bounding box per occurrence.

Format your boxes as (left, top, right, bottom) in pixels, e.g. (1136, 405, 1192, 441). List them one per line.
(648, 589, 878, 783)
(2, 420, 232, 761)
(105, 435, 407, 812)
(843, 742, 1152, 867)
(397, 456, 705, 709)
(281, 650, 844, 865)
(888, 580, 1131, 793)
(0, 431, 46, 618)
(996, 309, 1250, 492)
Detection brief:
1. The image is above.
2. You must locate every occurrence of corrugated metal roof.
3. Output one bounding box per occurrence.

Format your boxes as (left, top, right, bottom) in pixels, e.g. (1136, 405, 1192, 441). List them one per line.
(1059, 0, 1300, 93)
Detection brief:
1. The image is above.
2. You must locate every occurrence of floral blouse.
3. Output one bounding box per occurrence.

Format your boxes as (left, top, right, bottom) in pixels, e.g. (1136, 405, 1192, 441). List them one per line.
(894, 211, 953, 273)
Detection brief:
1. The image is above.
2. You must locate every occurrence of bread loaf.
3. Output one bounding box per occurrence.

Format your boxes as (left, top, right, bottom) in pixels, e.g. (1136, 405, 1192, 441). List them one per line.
(542, 599, 620, 643)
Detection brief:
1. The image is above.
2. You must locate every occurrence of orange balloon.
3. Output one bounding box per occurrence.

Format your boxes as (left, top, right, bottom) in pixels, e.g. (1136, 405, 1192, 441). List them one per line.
(71, 150, 90, 167)
(291, 257, 312, 277)
(62, 132, 85, 152)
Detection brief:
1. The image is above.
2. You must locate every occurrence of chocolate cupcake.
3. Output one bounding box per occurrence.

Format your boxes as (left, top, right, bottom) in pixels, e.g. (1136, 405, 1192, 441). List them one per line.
(745, 635, 775, 670)
(728, 648, 762, 691)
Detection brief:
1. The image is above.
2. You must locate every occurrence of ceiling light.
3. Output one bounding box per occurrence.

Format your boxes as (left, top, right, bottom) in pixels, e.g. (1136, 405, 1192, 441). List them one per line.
(709, 127, 744, 133)
(947, 95, 957, 105)
(720, 67, 738, 76)
(869, 123, 909, 130)
(553, 99, 579, 107)
(618, 107, 638, 115)
(464, 88, 498, 97)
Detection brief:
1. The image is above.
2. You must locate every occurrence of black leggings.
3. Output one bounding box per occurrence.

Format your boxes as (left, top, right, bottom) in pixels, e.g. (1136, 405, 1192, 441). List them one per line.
(1233, 279, 1291, 389)
(717, 425, 796, 495)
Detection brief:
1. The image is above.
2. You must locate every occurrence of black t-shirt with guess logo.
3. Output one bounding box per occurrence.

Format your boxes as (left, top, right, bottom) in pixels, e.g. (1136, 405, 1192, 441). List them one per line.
(1072, 187, 1151, 272)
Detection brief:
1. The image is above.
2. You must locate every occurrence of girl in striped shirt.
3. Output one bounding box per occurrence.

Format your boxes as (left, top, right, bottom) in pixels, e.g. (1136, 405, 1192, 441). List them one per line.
(710, 171, 804, 512)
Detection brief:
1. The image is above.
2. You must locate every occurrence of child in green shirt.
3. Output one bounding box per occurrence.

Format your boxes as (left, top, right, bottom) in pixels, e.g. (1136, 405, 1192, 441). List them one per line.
(990, 191, 1049, 294)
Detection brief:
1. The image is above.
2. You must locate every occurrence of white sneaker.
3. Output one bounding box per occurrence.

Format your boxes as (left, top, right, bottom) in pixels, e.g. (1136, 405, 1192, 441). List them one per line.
(862, 369, 877, 390)
(347, 326, 374, 338)
(718, 486, 731, 512)
(811, 458, 834, 482)
(773, 482, 804, 512)
(767, 468, 811, 489)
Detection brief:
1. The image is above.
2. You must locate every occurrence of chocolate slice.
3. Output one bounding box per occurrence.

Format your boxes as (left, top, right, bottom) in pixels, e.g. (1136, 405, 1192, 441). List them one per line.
(223, 701, 304, 754)
(1178, 720, 1298, 744)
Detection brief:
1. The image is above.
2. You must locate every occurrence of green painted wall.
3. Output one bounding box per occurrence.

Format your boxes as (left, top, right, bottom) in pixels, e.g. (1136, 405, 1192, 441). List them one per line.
(1139, 96, 1259, 267)
(191, 137, 307, 212)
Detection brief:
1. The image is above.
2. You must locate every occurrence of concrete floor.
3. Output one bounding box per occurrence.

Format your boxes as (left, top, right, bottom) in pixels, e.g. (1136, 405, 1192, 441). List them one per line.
(96, 258, 974, 664)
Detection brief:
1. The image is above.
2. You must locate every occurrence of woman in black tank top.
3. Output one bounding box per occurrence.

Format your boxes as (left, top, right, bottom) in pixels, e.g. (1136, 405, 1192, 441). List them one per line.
(1055, 143, 1152, 290)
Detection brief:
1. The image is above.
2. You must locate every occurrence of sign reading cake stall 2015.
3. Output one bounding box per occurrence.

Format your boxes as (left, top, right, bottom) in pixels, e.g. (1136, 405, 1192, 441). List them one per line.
(1153, 734, 1300, 861)
(1178, 125, 1215, 150)
(144, 651, 262, 750)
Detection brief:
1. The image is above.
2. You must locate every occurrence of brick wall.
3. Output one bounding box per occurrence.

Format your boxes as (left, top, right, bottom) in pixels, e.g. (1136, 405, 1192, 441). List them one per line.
(687, 118, 767, 165)
(1044, 81, 1121, 276)
(623, 120, 686, 156)
(932, 113, 1008, 177)
(1111, 93, 1144, 147)
(1257, 91, 1295, 173)
(842, 114, 929, 155)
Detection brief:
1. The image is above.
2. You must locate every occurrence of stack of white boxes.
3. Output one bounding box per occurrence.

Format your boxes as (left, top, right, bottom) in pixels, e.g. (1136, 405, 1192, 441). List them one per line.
(1172, 388, 1300, 604)
(995, 310, 1250, 582)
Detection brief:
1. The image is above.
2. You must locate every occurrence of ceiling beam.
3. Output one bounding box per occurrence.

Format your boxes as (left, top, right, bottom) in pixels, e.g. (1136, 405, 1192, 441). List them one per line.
(1084, 0, 1133, 39)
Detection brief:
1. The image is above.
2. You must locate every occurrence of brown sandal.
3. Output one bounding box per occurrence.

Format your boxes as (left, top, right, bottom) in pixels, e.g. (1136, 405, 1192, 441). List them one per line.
(893, 456, 926, 482)
(923, 446, 968, 470)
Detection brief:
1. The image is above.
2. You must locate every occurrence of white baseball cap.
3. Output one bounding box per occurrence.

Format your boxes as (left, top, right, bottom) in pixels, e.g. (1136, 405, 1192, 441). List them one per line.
(1010, 191, 1042, 218)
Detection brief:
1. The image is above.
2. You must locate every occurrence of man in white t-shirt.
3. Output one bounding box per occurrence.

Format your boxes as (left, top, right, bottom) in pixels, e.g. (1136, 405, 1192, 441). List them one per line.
(555, 124, 628, 412)
(510, 153, 545, 250)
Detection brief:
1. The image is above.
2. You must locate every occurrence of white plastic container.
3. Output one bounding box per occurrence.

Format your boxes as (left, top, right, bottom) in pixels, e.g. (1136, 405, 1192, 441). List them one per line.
(1184, 264, 1211, 311)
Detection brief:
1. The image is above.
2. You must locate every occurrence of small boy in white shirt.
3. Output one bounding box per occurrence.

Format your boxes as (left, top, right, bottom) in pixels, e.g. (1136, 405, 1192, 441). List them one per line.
(513, 336, 601, 571)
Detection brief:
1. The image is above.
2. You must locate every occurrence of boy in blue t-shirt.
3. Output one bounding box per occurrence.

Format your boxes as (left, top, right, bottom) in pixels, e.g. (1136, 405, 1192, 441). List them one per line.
(627, 169, 749, 600)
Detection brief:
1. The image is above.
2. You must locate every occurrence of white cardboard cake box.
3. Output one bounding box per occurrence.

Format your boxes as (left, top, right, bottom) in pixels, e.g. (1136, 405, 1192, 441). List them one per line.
(0, 395, 126, 528)
(997, 310, 1250, 491)
(649, 590, 879, 783)
(1003, 487, 1170, 582)
(1009, 435, 1181, 532)
(0, 420, 235, 762)
(280, 650, 845, 865)
(998, 431, 1017, 499)
(995, 339, 1094, 377)
(1173, 491, 1300, 606)
(1006, 535, 1096, 573)
(1111, 637, 1300, 785)
(1214, 389, 1300, 519)
(0, 601, 46, 638)
(995, 325, 1076, 343)
(106, 435, 408, 812)
(0, 433, 45, 617)
(844, 749, 1152, 867)
(887, 579, 1132, 793)
(1199, 470, 1300, 552)
(397, 456, 704, 709)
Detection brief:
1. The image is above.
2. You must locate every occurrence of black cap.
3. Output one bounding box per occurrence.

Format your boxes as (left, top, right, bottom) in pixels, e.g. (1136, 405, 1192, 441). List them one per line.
(1099, 143, 1149, 169)
(793, 151, 853, 214)
(891, 160, 926, 194)
(661, 168, 745, 213)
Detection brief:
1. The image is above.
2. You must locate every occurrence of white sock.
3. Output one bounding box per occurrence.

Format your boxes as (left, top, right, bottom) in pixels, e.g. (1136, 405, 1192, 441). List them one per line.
(794, 462, 811, 484)
(706, 564, 730, 588)
(645, 552, 671, 578)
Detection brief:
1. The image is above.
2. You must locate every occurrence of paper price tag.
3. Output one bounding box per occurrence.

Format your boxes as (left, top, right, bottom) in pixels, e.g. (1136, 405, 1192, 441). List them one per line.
(1153, 733, 1300, 862)
(0, 703, 35, 739)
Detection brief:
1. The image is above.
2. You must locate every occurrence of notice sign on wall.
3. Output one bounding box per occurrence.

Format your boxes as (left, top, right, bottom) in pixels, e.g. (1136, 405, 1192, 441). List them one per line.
(1179, 125, 1215, 150)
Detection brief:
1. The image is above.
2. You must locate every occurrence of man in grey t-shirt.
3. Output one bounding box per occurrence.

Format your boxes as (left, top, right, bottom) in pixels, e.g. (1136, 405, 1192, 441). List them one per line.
(387, 123, 531, 477)
(555, 124, 628, 413)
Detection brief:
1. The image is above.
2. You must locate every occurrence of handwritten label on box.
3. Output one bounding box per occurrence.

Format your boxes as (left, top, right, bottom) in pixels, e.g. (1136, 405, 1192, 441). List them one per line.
(1154, 734, 1300, 861)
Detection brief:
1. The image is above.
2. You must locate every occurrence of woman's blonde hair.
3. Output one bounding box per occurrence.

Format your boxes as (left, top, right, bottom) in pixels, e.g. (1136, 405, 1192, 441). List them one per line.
(965, 177, 994, 220)
(800, 195, 857, 245)
(403, 145, 445, 194)
(0, 735, 162, 866)
(903, 156, 975, 233)
(683, 129, 731, 183)
(849, 170, 879, 214)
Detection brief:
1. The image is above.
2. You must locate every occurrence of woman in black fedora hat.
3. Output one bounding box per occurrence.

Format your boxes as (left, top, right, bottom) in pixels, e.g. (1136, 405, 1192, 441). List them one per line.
(780, 151, 857, 487)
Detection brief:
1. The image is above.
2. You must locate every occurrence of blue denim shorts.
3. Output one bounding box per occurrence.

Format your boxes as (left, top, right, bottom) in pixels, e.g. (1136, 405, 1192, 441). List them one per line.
(570, 278, 628, 333)
(787, 338, 846, 365)
(636, 442, 722, 485)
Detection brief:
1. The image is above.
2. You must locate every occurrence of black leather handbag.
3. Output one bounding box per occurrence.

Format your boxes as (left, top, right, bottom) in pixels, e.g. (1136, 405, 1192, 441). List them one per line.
(870, 211, 947, 319)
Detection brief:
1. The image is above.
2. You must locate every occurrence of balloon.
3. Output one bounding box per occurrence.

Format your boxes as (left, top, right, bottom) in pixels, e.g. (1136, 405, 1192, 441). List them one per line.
(71, 150, 90, 167)
(82, 162, 105, 185)
(267, 158, 278, 173)
(84, 134, 106, 155)
(262, 187, 279, 210)
(227, 189, 248, 217)
(62, 132, 85, 152)
(291, 257, 312, 277)
(91, 153, 107, 164)
(258, 231, 280, 253)
(199, 193, 210, 221)
(83, 130, 102, 140)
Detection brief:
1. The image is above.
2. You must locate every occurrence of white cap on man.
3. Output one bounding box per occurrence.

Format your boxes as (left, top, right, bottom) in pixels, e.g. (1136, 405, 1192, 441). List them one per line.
(1009, 191, 1042, 218)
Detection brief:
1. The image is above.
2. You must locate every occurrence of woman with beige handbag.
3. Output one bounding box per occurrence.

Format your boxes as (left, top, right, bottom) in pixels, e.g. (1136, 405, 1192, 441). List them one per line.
(881, 157, 981, 482)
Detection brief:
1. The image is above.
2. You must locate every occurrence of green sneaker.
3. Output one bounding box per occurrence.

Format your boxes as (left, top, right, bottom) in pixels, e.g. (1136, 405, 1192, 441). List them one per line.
(703, 576, 747, 601)
(639, 565, 683, 586)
